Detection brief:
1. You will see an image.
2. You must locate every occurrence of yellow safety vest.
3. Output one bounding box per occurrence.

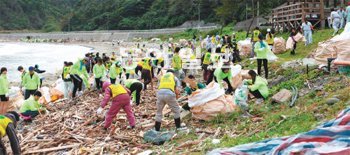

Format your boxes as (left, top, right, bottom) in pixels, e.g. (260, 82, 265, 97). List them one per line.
(172, 54, 182, 70)
(0, 115, 12, 137)
(63, 66, 71, 79)
(266, 34, 274, 45)
(158, 73, 176, 92)
(253, 30, 261, 42)
(143, 58, 152, 71)
(203, 52, 211, 65)
(158, 58, 164, 64)
(221, 45, 228, 53)
(109, 84, 128, 98)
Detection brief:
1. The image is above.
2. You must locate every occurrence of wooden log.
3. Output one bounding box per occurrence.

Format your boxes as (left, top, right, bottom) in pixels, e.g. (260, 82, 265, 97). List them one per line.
(26, 144, 80, 154)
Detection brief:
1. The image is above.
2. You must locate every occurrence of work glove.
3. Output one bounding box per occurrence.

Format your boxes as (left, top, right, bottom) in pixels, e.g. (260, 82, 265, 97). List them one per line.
(5, 93, 9, 98)
(66, 74, 70, 79)
(97, 107, 103, 115)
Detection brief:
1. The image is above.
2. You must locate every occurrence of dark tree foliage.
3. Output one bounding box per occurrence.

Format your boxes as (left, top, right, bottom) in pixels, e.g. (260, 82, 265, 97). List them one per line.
(0, 0, 286, 31)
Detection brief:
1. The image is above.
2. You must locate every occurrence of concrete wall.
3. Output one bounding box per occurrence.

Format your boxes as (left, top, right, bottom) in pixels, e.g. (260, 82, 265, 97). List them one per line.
(0, 26, 218, 42)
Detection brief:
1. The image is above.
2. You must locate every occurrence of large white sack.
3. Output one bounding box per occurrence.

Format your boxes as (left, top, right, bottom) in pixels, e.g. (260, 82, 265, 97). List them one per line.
(188, 82, 225, 108)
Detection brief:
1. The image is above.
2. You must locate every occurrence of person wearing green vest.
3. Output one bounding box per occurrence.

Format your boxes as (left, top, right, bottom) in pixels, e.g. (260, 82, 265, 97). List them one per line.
(201, 49, 212, 82)
(62, 62, 73, 99)
(0, 68, 9, 102)
(109, 62, 118, 84)
(23, 66, 41, 100)
(254, 34, 269, 79)
(17, 66, 26, 93)
(172, 47, 185, 85)
(124, 79, 143, 106)
(347, 2, 350, 23)
(20, 91, 45, 120)
(141, 58, 153, 90)
(0, 111, 21, 155)
(251, 27, 261, 58)
(246, 70, 269, 100)
(70, 59, 89, 98)
(93, 59, 106, 90)
(213, 62, 234, 94)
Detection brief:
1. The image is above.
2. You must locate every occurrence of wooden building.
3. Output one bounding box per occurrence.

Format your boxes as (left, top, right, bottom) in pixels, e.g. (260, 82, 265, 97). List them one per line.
(272, 0, 348, 31)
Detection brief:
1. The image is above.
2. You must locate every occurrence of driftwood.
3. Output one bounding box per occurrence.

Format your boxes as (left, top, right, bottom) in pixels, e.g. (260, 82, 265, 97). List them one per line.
(26, 144, 80, 154)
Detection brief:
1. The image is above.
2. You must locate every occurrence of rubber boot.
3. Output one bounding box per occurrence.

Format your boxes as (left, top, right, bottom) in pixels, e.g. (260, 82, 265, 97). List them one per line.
(155, 121, 161, 131)
(174, 118, 181, 128)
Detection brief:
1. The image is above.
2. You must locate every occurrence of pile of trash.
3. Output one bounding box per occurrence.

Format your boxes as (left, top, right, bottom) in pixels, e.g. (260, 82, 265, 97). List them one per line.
(13, 88, 180, 154)
(208, 107, 350, 154)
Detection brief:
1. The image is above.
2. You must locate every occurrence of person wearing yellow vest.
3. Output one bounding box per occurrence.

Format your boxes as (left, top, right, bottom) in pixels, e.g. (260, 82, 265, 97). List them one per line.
(98, 82, 135, 130)
(0, 68, 9, 102)
(93, 59, 106, 90)
(251, 27, 261, 58)
(0, 111, 21, 155)
(22, 66, 41, 100)
(201, 49, 212, 82)
(70, 59, 89, 98)
(124, 79, 143, 106)
(20, 91, 45, 121)
(124, 59, 137, 79)
(156, 57, 164, 75)
(135, 60, 143, 76)
(110, 52, 116, 61)
(155, 70, 186, 131)
(62, 62, 73, 99)
(266, 29, 274, 50)
(141, 58, 153, 90)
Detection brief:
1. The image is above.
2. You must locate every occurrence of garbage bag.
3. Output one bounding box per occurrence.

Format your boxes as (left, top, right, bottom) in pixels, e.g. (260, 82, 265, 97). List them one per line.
(143, 130, 175, 145)
(39, 87, 51, 104)
(237, 39, 252, 56)
(266, 48, 278, 62)
(273, 37, 286, 54)
(191, 95, 237, 121)
(234, 84, 249, 111)
(188, 82, 225, 108)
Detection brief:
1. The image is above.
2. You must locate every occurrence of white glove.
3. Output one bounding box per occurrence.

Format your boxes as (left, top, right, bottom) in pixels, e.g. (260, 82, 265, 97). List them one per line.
(5, 93, 9, 98)
(66, 74, 70, 79)
(97, 107, 103, 115)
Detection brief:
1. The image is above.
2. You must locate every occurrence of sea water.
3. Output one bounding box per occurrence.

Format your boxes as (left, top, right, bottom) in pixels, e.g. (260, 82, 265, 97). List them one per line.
(0, 42, 92, 82)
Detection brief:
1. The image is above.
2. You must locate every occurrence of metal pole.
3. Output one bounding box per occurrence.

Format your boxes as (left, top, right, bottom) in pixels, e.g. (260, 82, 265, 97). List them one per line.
(246, 2, 248, 20)
(198, 1, 201, 28)
(257, 0, 259, 26)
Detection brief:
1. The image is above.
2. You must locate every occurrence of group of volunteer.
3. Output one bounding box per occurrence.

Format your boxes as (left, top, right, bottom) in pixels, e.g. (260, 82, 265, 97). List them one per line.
(0, 30, 274, 155)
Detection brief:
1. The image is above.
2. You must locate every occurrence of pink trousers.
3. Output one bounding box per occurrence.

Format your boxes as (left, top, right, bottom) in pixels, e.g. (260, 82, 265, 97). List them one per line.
(104, 94, 136, 128)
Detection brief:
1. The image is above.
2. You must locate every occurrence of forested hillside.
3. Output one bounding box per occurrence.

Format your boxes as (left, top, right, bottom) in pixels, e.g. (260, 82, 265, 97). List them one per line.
(0, 0, 286, 31)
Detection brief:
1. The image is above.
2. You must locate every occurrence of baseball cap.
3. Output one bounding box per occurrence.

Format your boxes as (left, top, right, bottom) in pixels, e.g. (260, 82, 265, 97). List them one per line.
(29, 66, 35, 71)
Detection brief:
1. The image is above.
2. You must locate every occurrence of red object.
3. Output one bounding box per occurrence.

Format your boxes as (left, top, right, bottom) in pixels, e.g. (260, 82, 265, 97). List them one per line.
(19, 113, 32, 121)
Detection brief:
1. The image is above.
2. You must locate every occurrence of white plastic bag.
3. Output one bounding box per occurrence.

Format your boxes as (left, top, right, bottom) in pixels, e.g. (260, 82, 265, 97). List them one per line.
(267, 48, 278, 62)
(188, 82, 225, 108)
(234, 84, 249, 111)
(40, 87, 51, 103)
(8, 87, 21, 98)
